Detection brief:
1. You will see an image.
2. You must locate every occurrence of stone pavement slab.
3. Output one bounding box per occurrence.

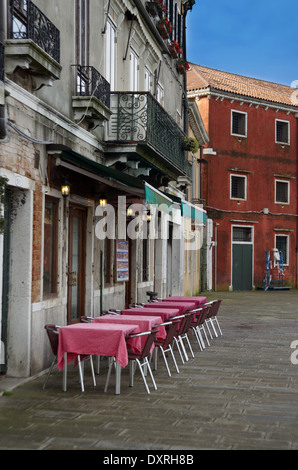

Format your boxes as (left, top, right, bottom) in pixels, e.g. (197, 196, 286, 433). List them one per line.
(1, 290, 298, 450)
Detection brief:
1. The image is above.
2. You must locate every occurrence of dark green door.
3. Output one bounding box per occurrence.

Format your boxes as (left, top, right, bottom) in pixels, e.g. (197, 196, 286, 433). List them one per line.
(232, 244, 253, 290)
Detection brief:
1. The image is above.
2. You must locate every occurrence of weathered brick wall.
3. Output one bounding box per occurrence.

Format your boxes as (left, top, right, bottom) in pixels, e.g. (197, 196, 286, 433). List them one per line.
(0, 128, 43, 304)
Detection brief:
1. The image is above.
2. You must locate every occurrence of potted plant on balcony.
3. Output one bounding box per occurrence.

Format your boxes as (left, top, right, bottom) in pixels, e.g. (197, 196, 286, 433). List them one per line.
(168, 40, 182, 58)
(182, 136, 199, 153)
(146, 0, 165, 16)
(176, 58, 190, 74)
(157, 17, 172, 39)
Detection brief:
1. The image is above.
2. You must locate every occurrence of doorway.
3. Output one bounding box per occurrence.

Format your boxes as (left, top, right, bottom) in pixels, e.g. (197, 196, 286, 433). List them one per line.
(232, 226, 253, 291)
(67, 205, 87, 323)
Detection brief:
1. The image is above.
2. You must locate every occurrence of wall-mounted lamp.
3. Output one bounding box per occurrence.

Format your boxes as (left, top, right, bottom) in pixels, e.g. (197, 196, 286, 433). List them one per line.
(61, 181, 70, 197)
(146, 211, 152, 222)
(99, 195, 107, 207)
(127, 207, 134, 217)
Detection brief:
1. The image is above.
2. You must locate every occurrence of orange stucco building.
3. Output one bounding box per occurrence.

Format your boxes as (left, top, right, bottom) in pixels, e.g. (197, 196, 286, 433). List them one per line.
(187, 65, 298, 290)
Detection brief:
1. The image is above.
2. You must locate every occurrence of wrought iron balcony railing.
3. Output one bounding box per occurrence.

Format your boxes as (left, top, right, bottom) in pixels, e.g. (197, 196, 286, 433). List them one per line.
(107, 92, 191, 178)
(9, 0, 60, 63)
(0, 43, 4, 82)
(73, 65, 110, 109)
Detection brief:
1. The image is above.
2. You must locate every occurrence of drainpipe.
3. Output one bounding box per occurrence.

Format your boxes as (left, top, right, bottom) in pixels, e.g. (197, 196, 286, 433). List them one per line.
(0, 0, 6, 141)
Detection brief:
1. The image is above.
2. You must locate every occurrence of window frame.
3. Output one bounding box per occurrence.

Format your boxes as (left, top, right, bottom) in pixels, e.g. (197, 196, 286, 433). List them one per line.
(232, 225, 253, 244)
(275, 119, 290, 145)
(43, 196, 59, 299)
(105, 18, 116, 91)
(231, 109, 247, 138)
(275, 179, 290, 205)
(230, 174, 247, 201)
(144, 66, 153, 93)
(129, 47, 139, 91)
(275, 234, 289, 266)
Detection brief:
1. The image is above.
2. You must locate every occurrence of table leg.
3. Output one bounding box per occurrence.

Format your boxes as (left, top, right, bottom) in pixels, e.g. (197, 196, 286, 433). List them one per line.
(63, 352, 67, 392)
(115, 361, 122, 395)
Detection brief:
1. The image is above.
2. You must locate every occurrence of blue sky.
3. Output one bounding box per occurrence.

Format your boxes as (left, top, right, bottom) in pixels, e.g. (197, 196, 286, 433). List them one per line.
(186, 0, 297, 86)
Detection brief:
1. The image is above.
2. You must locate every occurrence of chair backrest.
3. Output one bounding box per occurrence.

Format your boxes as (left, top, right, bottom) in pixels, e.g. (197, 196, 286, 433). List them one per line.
(176, 313, 193, 336)
(190, 308, 202, 326)
(45, 324, 59, 356)
(162, 320, 181, 348)
(128, 329, 159, 359)
(196, 305, 211, 325)
(141, 329, 159, 357)
(207, 300, 222, 318)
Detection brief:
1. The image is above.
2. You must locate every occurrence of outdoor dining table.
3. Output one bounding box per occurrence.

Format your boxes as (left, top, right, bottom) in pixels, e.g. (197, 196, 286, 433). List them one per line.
(121, 307, 181, 322)
(162, 296, 207, 307)
(57, 322, 141, 394)
(144, 301, 197, 315)
(92, 314, 167, 351)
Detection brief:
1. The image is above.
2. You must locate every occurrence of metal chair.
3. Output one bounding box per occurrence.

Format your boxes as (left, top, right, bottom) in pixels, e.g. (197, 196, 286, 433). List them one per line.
(205, 300, 223, 338)
(43, 324, 96, 392)
(190, 304, 212, 350)
(127, 329, 159, 394)
(173, 313, 195, 363)
(153, 320, 180, 376)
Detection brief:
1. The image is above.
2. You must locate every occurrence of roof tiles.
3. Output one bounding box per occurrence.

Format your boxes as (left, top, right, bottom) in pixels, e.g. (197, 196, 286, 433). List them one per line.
(187, 64, 297, 108)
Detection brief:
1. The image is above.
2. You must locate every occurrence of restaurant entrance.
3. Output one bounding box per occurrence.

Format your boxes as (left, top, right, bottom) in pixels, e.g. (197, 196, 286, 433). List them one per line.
(67, 205, 87, 323)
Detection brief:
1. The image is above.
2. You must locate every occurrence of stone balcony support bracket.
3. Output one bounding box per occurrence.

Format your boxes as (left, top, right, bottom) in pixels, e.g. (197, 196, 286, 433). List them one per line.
(5, 39, 62, 89)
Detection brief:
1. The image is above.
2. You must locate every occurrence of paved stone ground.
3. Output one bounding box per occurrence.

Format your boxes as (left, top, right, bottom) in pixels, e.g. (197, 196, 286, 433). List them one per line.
(1, 289, 298, 451)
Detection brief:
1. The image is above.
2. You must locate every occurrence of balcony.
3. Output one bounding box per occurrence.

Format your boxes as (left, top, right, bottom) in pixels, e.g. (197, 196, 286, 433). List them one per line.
(5, 0, 61, 89)
(106, 92, 192, 182)
(72, 65, 112, 124)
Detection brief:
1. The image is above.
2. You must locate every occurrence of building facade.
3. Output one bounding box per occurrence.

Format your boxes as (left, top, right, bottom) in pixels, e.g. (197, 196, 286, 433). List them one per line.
(0, 0, 206, 378)
(187, 64, 298, 291)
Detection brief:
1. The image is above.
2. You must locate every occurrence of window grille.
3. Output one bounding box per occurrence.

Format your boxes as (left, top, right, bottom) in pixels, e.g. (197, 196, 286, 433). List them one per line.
(275, 181, 289, 203)
(232, 111, 246, 136)
(276, 120, 289, 144)
(232, 227, 252, 242)
(231, 175, 246, 199)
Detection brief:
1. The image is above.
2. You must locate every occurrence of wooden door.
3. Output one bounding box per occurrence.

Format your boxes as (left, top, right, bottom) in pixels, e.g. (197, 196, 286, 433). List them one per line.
(67, 205, 86, 323)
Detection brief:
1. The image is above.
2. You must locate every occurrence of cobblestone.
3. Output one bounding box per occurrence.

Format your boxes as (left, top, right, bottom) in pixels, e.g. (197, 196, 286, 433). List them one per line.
(1, 290, 298, 450)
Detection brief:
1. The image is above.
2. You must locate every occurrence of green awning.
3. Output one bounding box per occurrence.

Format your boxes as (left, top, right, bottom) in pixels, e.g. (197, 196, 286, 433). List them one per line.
(182, 201, 207, 224)
(59, 149, 145, 190)
(145, 183, 173, 214)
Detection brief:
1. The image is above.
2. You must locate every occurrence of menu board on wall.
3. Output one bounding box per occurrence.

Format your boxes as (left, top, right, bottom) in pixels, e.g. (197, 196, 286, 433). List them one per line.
(115, 240, 129, 282)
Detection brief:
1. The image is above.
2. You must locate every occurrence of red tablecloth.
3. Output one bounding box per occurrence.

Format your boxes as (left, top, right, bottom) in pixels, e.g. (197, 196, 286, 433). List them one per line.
(57, 323, 141, 370)
(121, 307, 180, 322)
(144, 301, 196, 314)
(92, 314, 166, 349)
(163, 296, 207, 307)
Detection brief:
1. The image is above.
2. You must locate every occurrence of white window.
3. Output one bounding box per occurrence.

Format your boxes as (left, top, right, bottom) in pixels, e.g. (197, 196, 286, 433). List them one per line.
(145, 67, 152, 93)
(275, 234, 289, 265)
(231, 110, 247, 137)
(156, 83, 164, 106)
(105, 19, 116, 90)
(230, 174, 247, 200)
(276, 119, 290, 145)
(275, 180, 290, 204)
(129, 48, 139, 91)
